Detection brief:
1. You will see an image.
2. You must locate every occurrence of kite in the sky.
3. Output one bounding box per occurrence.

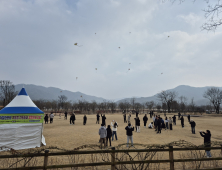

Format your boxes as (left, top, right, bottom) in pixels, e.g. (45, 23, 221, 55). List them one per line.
(74, 43, 82, 47)
(76, 77, 78, 80)
(95, 68, 97, 70)
(80, 95, 82, 98)
(161, 73, 163, 75)
(60, 91, 62, 92)
(129, 32, 131, 34)
(118, 47, 120, 49)
(129, 63, 131, 64)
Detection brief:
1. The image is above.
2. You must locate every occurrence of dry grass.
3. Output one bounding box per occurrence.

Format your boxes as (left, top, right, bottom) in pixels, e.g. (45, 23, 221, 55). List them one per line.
(43, 112, 222, 149)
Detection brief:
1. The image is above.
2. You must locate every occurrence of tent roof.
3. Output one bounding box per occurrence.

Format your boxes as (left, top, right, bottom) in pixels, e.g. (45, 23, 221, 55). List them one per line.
(0, 88, 44, 114)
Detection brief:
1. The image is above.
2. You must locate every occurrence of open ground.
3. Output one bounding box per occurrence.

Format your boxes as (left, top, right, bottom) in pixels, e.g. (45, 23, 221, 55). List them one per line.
(43, 112, 222, 149)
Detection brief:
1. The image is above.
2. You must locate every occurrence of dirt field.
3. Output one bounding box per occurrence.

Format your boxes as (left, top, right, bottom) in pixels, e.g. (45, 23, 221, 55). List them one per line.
(43, 112, 222, 149)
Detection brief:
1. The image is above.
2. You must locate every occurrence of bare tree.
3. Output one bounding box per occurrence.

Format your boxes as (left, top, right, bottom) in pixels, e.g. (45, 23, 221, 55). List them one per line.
(157, 91, 177, 113)
(0, 80, 17, 106)
(203, 87, 222, 114)
(109, 102, 116, 113)
(58, 95, 68, 110)
(178, 96, 187, 113)
(145, 101, 155, 111)
(189, 97, 196, 113)
(166, 0, 222, 31)
(130, 97, 136, 110)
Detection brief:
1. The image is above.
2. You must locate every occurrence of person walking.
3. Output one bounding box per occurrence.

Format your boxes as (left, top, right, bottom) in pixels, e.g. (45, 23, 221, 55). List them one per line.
(123, 113, 127, 123)
(143, 114, 148, 128)
(96, 113, 100, 124)
(181, 116, 184, 128)
(64, 111, 68, 120)
(50, 112, 54, 123)
(200, 130, 212, 158)
(106, 125, 112, 147)
(111, 120, 118, 141)
(70, 113, 75, 125)
(99, 124, 107, 149)
(128, 114, 131, 123)
(190, 120, 196, 134)
(169, 117, 173, 130)
(44, 114, 48, 124)
(172, 115, 176, 125)
(187, 114, 191, 122)
(165, 117, 169, 130)
(125, 123, 134, 147)
(83, 115, 87, 125)
(136, 117, 140, 132)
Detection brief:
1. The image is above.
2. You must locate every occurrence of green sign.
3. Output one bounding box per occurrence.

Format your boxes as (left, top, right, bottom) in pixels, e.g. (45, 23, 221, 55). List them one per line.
(0, 114, 44, 124)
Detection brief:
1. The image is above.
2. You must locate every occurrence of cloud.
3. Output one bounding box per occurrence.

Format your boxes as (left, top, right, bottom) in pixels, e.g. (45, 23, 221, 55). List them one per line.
(0, 0, 222, 100)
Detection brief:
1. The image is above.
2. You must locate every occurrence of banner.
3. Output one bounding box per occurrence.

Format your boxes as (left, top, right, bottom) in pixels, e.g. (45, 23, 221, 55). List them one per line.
(0, 114, 44, 124)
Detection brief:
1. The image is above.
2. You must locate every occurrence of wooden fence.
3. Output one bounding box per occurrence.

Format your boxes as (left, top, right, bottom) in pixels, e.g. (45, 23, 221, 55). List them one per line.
(1, 146, 222, 170)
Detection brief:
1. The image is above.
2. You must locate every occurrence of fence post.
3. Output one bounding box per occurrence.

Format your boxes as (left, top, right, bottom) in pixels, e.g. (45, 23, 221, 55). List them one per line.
(111, 147, 116, 170)
(43, 149, 49, 170)
(169, 146, 174, 170)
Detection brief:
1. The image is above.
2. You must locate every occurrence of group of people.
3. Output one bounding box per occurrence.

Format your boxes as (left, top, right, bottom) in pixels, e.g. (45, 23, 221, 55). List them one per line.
(98, 120, 118, 148)
(44, 112, 54, 124)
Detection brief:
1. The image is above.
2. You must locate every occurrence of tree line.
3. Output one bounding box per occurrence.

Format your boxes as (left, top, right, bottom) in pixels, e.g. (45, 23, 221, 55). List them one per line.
(0, 80, 222, 114)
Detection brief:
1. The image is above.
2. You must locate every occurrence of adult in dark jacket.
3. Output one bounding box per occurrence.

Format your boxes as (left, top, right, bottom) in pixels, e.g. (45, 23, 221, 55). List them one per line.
(106, 125, 112, 147)
(200, 130, 211, 157)
(64, 111, 68, 120)
(136, 111, 139, 117)
(136, 117, 140, 132)
(190, 120, 196, 134)
(101, 114, 106, 126)
(157, 117, 162, 134)
(187, 114, 190, 122)
(143, 114, 148, 127)
(178, 112, 181, 120)
(70, 113, 75, 125)
(154, 116, 158, 131)
(125, 123, 134, 147)
(149, 111, 152, 118)
(83, 115, 87, 125)
(180, 116, 184, 128)
(123, 113, 127, 123)
(172, 115, 176, 125)
(134, 117, 137, 131)
(96, 113, 100, 124)
(44, 114, 48, 124)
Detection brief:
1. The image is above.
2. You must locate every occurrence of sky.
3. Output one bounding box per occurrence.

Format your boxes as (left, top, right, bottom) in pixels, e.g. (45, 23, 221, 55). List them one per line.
(1, 0, 222, 100)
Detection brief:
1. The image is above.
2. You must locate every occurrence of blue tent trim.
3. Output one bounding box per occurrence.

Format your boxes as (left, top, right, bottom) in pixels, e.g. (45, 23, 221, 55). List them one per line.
(0, 107, 44, 114)
(18, 88, 28, 96)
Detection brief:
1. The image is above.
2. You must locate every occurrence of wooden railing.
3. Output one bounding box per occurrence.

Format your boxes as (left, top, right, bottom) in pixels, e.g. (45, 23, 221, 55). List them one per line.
(1, 146, 222, 170)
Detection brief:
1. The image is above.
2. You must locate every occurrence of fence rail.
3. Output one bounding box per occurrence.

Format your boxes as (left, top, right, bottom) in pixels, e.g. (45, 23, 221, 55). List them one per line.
(1, 146, 222, 170)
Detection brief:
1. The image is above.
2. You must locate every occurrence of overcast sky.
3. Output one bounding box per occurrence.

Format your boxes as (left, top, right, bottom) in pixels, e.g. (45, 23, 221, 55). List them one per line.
(1, 0, 222, 100)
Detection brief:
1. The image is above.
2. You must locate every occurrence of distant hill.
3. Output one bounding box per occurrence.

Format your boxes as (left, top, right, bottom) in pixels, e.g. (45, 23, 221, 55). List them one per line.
(15, 84, 106, 103)
(15, 84, 221, 105)
(116, 85, 221, 106)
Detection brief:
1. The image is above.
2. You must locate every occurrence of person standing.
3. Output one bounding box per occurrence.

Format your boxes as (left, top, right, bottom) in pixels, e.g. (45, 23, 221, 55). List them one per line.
(178, 112, 181, 120)
(161, 117, 165, 130)
(190, 120, 196, 134)
(187, 114, 191, 122)
(83, 115, 87, 125)
(123, 113, 127, 123)
(165, 117, 169, 130)
(106, 125, 112, 147)
(44, 114, 48, 124)
(128, 114, 131, 123)
(50, 112, 54, 123)
(172, 115, 176, 125)
(96, 113, 100, 124)
(181, 116, 184, 128)
(64, 111, 68, 120)
(70, 113, 75, 125)
(169, 117, 173, 130)
(134, 117, 137, 132)
(99, 124, 107, 149)
(152, 115, 156, 124)
(143, 114, 148, 128)
(101, 114, 106, 126)
(136, 117, 140, 132)
(157, 117, 162, 134)
(125, 123, 134, 147)
(200, 130, 212, 157)
(111, 120, 118, 141)
(136, 111, 139, 117)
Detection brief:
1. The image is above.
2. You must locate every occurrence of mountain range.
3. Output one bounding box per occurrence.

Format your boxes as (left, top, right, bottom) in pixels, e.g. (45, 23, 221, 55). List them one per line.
(15, 84, 219, 105)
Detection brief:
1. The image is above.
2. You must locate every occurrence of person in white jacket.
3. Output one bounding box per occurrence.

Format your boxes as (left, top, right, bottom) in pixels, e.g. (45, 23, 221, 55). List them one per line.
(111, 120, 118, 141)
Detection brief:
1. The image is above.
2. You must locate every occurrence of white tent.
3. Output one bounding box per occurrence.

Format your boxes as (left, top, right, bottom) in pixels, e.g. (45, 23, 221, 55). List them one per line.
(0, 88, 45, 150)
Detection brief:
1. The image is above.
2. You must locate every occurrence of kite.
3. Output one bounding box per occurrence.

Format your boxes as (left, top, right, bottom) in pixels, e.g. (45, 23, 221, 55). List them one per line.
(80, 95, 82, 98)
(161, 73, 163, 75)
(95, 68, 97, 70)
(95, 33, 96, 34)
(129, 63, 131, 64)
(118, 47, 120, 49)
(74, 43, 82, 47)
(129, 32, 131, 34)
(76, 77, 78, 80)
(60, 91, 62, 92)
